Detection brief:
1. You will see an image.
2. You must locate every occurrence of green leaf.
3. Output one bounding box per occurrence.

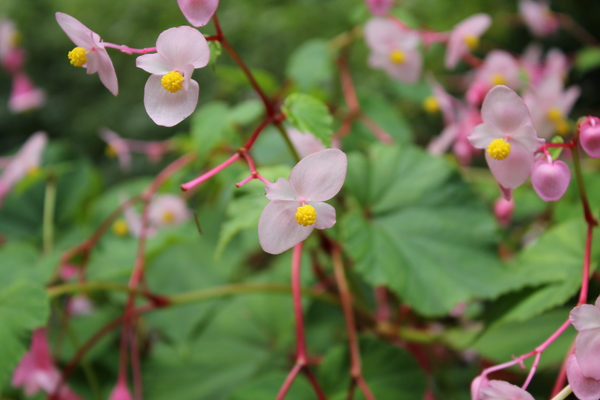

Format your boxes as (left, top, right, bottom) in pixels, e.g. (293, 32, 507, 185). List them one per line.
(282, 93, 333, 147)
(286, 39, 333, 92)
(575, 46, 600, 74)
(228, 99, 264, 126)
(230, 372, 315, 400)
(355, 92, 412, 142)
(319, 337, 427, 400)
(342, 144, 517, 316)
(190, 101, 231, 159)
(0, 282, 50, 393)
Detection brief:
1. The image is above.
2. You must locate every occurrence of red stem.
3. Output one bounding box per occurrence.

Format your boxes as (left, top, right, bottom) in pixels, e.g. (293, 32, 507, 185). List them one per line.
(292, 241, 307, 364)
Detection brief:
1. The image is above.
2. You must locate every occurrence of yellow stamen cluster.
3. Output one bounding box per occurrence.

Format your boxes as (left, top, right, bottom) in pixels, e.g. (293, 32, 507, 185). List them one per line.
(295, 204, 316, 227)
(423, 96, 440, 114)
(113, 219, 129, 236)
(162, 210, 175, 224)
(547, 107, 563, 122)
(491, 73, 505, 86)
(487, 138, 511, 160)
(555, 119, 570, 136)
(389, 49, 405, 65)
(10, 32, 22, 47)
(68, 47, 87, 67)
(161, 71, 184, 93)
(26, 166, 40, 177)
(463, 34, 480, 50)
(105, 144, 118, 159)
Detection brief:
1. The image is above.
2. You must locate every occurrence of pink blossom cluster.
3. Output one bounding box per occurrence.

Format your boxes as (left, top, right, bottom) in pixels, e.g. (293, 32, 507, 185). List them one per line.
(121, 194, 192, 238)
(100, 128, 172, 172)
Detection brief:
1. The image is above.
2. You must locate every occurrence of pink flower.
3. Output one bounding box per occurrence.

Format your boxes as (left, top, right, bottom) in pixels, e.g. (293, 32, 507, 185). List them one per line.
(364, 18, 422, 84)
(478, 380, 535, 400)
(580, 116, 600, 158)
(468, 86, 544, 197)
(55, 12, 118, 96)
(99, 128, 132, 172)
(0, 17, 24, 72)
(471, 375, 489, 400)
(494, 197, 515, 227)
(466, 51, 521, 106)
(519, 0, 559, 38)
(288, 128, 326, 159)
(365, 0, 393, 16)
(258, 148, 347, 254)
(569, 296, 600, 380)
(178, 0, 219, 27)
(108, 378, 133, 400)
(148, 194, 191, 228)
(12, 329, 60, 396)
(445, 14, 491, 70)
(67, 295, 94, 316)
(136, 26, 210, 127)
(567, 354, 600, 400)
(531, 159, 570, 201)
(9, 71, 46, 113)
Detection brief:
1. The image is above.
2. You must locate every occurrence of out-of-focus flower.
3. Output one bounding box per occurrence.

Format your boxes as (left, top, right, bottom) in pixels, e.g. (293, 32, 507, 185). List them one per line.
(466, 50, 521, 106)
(570, 296, 600, 380)
(55, 12, 118, 96)
(148, 194, 191, 228)
(0, 17, 24, 72)
(288, 128, 326, 159)
(0, 132, 47, 205)
(520, 46, 569, 87)
(364, 17, 422, 84)
(468, 85, 544, 198)
(136, 26, 210, 127)
(59, 264, 79, 281)
(9, 71, 46, 113)
(478, 380, 535, 400)
(67, 295, 94, 316)
(178, 0, 219, 27)
(365, 0, 393, 16)
(99, 128, 132, 172)
(580, 116, 600, 158)
(494, 197, 515, 227)
(531, 159, 570, 201)
(524, 76, 579, 139)
(566, 354, 600, 400)
(445, 14, 491, 70)
(258, 149, 347, 254)
(519, 0, 559, 38)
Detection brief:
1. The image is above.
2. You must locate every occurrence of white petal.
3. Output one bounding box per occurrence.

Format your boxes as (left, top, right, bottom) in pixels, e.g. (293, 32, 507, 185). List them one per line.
(308, 201, 336, 229)
(570, 304, 600, 331)
(481, 85, 533, 133)
(55, 12, 98, 49)
(486, 140, 533, 189)
(156, 26, 210, 69)
(177, 0, 219, 27)
(136, 53, 172, 75)
(566, 354, 600, 400)
(289, 148, 347, 202)
(93, 49, 118, 96)
(258, 200, 313, 255)
(511, 125, 544, 153)
(575, 329, 600, 380)
(266, 178, 297, 201)
(468, 123, 504, 149)
(143, 75, 199, 127)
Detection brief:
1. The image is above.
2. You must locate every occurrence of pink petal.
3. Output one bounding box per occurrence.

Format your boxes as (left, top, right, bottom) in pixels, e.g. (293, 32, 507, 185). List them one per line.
(258, 200, 313, 254)
(108, 380, 133, 400)
(469, 123, 504, 149)
(566, 354, 600, 400)
(580, 117, 600, 158)
(575, 329, 600, 380)
(288, 148, 347, 202)
(571, 304, 600, 331)
(55, 12, 99, 49)
(531, 160, 570, 202)
(480, 380, 535, 400)
(481, 85, 533, 134)
(470, 375, 490, 400)
(92, 49, 119, 96)
(177, 0, 219, 27)
(445, 13, 491, 69)
(428, 124, 459, 155)
(511, 125, 544, 153)
(155, 26, 210, 69)
(364, 18, 408, 54)
(382, 49, 422, 83)
(365, 0, 393, 16)
(99, 128, 131, 171)
(308, 201, 336, 229)
(485, 140, 534, 189)
(148, 194, 190, 227)
(143, 75, 199, 127)
(136, 53, 172, 75)
(266, 178, 297, 201)
(1, 131, 47, 189)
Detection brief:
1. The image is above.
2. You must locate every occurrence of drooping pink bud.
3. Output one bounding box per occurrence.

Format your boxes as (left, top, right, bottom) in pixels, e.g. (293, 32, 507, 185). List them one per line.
(365, 0, 393, 16)
(531, 159, 570, 202)
(579, 116, 600, 158)
(494, 197, 515, 227)
(108, 378, 133, 400)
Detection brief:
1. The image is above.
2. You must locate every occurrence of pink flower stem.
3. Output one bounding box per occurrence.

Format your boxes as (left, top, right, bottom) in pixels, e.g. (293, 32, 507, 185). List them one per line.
(102, 42, 157, 54)
(130, 328, 143, 400)
(578, 223, 594, 305)
(571, 145, 598, 227)
(359, 114, 393, 144)
(276, 364, 303, 400)
(236, 150, 271, 187)
(180, 153, 240, 191)
(375, 286, 390, 322)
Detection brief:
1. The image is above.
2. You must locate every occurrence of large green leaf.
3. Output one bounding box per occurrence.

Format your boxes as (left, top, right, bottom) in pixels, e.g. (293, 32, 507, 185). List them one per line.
(342, 144, 517, 316)
(282, 93, 333, 147)
(286, 39, 333, 92)
(0, 282, 49, 393)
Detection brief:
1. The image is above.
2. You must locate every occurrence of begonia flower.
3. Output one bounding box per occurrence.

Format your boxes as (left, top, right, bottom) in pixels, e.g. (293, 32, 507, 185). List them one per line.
(288, 128, 326, 159)
(9, 71, 46, 113)
(0, 131, 47, 205)
(566, 354, 600, 400)
(178, 0, 219, 27)
(148, 194, 191, 228)
(136, 26, 210, 127)
(0, 17, 24, 72)
(67, 295, 94, 316)
(468, 85, 544, 198)
(365, 0, 393, 16)
(519, 0, 559, 38)
(531, 159, 570, 201)
(471, 375, 489, 400)
(579, 116, 600, 158)
(99, 128, 132, 172)
(364, 17, 422, 84)
(108, 378, 133, 400)
(523, 76, 579, 139)
(569, 296, 600, 380)
(55, 12, 118, 96)
(478, 380, 535, 400)
(445, 14, 491, 70)
(258, 148, 347, 254)
(466, 50, 521, 106)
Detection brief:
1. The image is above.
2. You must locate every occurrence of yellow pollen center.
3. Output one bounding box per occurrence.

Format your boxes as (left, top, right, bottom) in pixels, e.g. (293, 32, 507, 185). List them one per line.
(487, 138, 511, 160)
(423, 96, 440, 114)
(163, 210, 175, 224)
(161, 71, 184, 93)
(555, 119, 570, 136)
(389, 49, 405, 64)
(105, 145, 118, 158)
(68, 47, 87, 67)
(547, 107, 563, 122)
(26, 166, 40, 177)
(295, 204, 316, 227)
(491, 73, 505, 86)
(10, 32, 22, 47)
(113, 219, 129, 236)
(463, 34, 479, 50)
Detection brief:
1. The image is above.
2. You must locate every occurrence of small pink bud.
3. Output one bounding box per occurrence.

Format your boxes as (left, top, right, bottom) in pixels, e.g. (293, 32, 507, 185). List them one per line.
(365, 0, 393, 15)
(531, 159, 570, 202)
(580, 116, 600, 158)
(494, 197, 515, 227)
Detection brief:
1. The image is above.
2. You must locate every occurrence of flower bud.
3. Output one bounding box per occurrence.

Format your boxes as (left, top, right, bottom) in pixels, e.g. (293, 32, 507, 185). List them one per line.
(531, 159, 570, 202)
(579, 116, 600, 158)
(494, 197, 515, 227)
